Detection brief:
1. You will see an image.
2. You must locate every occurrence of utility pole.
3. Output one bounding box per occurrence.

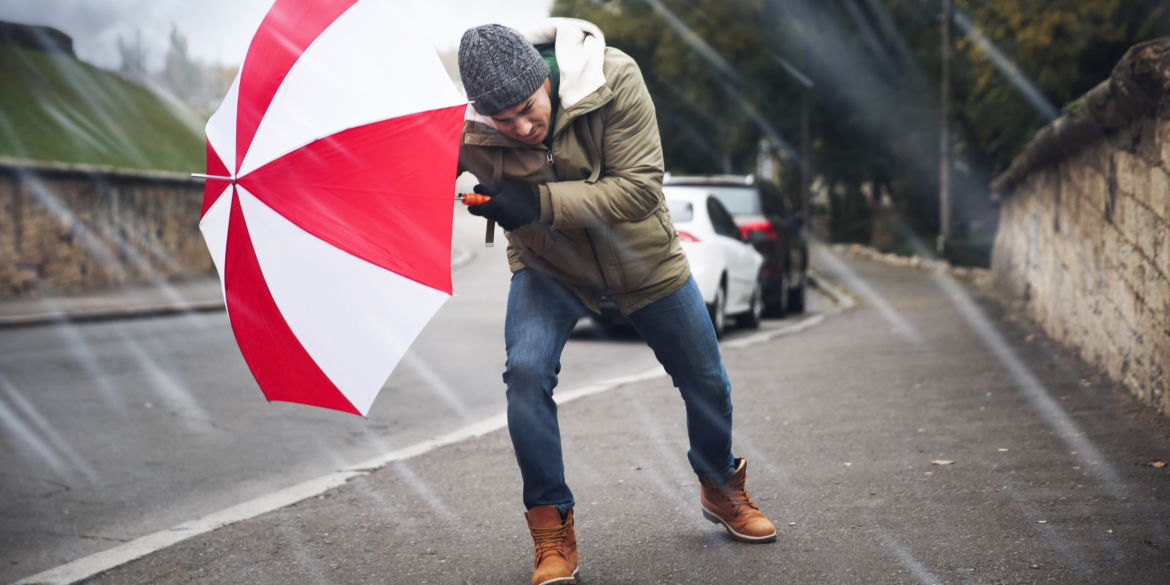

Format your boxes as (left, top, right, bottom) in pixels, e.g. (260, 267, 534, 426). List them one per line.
(768, 48, 814, 223)
(938, 0, 952, 253)
(800, 52, 811, 223)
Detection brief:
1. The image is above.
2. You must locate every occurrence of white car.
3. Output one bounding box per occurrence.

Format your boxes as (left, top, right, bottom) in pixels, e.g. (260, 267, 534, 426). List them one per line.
(665, 187, 765, 336)
(592, 187, 765, 338)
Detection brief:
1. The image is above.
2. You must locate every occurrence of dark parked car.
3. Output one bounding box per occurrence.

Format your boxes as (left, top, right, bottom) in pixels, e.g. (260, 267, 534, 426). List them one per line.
(663, 175, 808, 315)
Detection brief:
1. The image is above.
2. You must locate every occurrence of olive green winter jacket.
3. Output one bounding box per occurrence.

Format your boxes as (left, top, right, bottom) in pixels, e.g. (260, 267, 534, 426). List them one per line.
(457, 19, 689, 316)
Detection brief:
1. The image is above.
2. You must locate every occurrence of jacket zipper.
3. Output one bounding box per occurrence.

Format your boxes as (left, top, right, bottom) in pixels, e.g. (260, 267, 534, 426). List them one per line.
(546, 127, 605, 290)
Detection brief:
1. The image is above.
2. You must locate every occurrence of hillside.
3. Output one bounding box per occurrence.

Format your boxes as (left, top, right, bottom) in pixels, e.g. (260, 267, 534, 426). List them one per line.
(0, 42, 206, 172)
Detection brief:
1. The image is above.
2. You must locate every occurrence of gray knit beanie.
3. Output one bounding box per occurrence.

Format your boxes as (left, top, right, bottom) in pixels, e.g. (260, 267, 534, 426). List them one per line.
(458, 24, 549, 116)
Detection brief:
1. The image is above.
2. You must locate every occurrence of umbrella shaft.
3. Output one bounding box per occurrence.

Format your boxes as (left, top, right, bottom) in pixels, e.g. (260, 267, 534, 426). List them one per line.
(192, 174, 235, 183)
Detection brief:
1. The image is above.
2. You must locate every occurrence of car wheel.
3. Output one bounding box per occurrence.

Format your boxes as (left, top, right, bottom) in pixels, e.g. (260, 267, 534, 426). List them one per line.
(740, 273, 763, 329)
(763, 269, 789, 318)
(708, 283, 727, 339)
(788, 272, 807, 314)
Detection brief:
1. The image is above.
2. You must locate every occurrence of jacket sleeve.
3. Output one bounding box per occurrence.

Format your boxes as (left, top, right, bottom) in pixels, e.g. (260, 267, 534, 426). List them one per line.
(544, 54, 665, 229)
(456, 144, 470, 179)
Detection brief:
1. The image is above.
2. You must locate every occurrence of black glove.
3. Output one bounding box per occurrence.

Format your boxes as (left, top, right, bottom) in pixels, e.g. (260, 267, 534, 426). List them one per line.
(467, 179, 541, 231)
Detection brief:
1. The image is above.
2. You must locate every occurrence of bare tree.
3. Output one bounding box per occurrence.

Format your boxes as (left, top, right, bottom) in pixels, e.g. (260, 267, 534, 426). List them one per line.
(160, 26, 199, 98)
(116, 29, 148, 83)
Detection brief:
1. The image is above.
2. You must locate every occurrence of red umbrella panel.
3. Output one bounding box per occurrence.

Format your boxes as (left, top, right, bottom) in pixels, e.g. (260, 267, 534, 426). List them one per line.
(199, 0, 466, 416)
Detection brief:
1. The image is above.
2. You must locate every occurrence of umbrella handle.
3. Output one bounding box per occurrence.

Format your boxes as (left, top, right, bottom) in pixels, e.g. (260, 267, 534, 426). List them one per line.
(456, 194, 495, 247)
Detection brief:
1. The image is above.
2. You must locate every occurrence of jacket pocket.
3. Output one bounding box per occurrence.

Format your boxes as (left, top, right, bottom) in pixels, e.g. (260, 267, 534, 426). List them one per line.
(607, 207, 673, 291)
(510, 223, 554, 256)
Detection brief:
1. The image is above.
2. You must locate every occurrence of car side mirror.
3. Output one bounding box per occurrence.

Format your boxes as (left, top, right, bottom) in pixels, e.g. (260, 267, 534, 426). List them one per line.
(747, 230, 766, 245)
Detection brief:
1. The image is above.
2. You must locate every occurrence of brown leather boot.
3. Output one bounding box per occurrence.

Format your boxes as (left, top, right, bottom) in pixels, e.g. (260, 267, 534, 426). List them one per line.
(700, 458, 776, 543)
(525, 505, 578, 585)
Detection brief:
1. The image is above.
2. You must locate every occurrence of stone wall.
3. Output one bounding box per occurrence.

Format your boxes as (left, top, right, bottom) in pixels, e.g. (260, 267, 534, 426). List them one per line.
(0, 157, 213, 298)
(991, 39, 1170, 416)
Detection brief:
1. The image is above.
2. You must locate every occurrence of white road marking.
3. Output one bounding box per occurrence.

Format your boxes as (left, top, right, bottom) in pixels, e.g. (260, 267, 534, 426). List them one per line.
(875, 528, 946, 585)
(13, 295, 840, 585)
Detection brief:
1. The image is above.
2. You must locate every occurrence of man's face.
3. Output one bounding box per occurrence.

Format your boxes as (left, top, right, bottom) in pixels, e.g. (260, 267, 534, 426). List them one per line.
(490, 78, 553, 145)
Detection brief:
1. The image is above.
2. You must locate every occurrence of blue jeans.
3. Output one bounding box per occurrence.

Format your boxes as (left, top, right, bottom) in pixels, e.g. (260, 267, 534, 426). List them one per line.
(504, 268, 736, 513)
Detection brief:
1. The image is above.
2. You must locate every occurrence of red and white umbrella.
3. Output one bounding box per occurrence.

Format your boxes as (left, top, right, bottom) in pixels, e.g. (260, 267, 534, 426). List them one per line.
(198, 0, 465, 416)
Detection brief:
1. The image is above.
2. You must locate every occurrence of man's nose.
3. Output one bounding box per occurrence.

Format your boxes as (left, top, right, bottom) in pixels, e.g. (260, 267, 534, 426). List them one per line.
(518, 119, 532, 135)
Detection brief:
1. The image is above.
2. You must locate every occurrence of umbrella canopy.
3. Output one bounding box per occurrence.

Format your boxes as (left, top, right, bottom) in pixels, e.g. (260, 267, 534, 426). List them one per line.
(200, 0, 466, 416)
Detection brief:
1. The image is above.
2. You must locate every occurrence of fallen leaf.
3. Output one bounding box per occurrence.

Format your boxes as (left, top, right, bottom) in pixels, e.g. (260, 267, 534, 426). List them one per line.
(843, 462, 852, 467)
(932, 460, 955, 465)
(1024, 335, 1036, 342)
(1148, 461, 1166, 468)
(1002, 315, 1018, 322)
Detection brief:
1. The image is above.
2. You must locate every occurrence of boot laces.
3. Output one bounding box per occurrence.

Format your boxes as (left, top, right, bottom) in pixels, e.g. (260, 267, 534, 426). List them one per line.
(531, 523, 569, 564)
(714, 476, 759, 516)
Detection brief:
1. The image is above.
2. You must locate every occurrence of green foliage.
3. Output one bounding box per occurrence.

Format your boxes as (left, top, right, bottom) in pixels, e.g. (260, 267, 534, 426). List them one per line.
(829, 183, 873, 243)
(0, 42, 206, 172)
(548, 0, 1168, 260)
(956, 0, 1166, 171)
(1062, 94, 1086, 119)
(552, 0, 803, 175)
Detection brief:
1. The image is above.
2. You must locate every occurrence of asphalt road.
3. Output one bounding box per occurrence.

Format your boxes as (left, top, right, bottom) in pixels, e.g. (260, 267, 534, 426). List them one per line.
(59, 248, 1170, 585)
(0, 201, 821, 584)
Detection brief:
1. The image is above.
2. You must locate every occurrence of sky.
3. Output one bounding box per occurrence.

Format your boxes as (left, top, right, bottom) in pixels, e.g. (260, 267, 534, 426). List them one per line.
(0, 0, 554, 70)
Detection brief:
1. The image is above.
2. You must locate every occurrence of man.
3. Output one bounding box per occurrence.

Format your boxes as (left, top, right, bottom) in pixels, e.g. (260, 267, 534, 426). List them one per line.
(456, 19, 775, 585)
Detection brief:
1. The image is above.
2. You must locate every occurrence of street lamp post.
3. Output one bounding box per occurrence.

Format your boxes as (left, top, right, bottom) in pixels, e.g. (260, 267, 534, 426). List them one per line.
(801, 56, 811, 223)
(769, 49, 814, 223)
(939, 0, 952, 253)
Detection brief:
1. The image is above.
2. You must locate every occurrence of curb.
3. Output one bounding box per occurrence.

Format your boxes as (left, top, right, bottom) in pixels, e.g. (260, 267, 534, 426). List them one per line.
(808, 269, 857, 310)
(830, 243, 994, 290)
(0, 246, 480, 330)
(0, 300, 226, 330)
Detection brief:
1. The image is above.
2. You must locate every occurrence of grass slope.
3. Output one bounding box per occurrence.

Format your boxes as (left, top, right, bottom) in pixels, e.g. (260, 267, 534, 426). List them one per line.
(0, 43, 205, 172)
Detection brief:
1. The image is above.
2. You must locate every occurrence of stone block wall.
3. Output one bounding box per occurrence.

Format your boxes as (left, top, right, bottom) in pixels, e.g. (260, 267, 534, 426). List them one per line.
(0, 157, 213, 298)
(991, 39, 1170, 416)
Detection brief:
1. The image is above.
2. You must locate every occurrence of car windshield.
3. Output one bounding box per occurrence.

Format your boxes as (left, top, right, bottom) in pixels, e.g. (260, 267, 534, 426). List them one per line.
(690, 186, 760, 215)
(666, 200, 693, 223)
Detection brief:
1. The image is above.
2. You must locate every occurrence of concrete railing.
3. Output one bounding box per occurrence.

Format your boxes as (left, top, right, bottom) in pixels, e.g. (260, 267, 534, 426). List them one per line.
(990, 38, 1169, 416)
(0, 156, 212, 298)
